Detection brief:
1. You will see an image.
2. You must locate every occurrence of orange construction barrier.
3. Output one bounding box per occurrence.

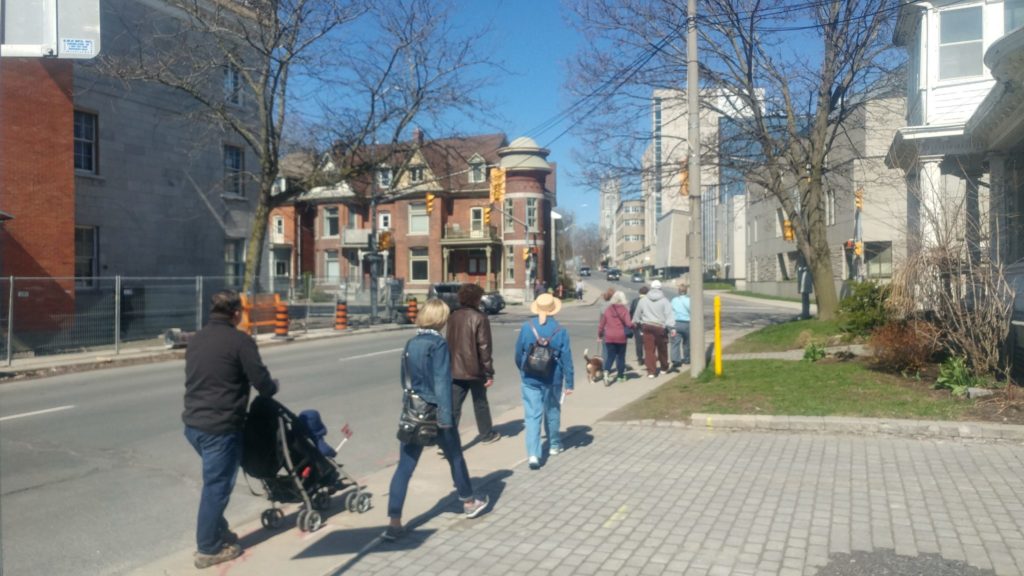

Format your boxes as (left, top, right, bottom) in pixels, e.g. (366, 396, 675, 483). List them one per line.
(406, 298, 418, 324)
(239, 293, 281, 334)
(334, 301, 348, 330)
(273, 302, 289, 339)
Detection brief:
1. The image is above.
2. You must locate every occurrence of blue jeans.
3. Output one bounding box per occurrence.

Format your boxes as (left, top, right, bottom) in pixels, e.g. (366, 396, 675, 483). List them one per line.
(603, 342, 627, 378)
(671, 321, 691, 364)
(521, 381, 562, 459)
(387, 427, 473, 519)
(184, 426, 242, 555)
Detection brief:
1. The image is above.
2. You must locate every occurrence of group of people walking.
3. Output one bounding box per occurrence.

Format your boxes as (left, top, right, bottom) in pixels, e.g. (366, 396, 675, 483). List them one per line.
(181, 286, 576, 567)
(598, 279, 692, 383)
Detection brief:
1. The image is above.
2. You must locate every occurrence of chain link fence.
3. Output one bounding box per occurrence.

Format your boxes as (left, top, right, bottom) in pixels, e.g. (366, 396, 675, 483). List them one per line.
(1, 275, 411, 365)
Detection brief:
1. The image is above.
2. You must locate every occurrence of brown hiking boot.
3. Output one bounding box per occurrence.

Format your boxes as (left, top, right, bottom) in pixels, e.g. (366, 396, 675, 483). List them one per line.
(194, 543, 242, 569)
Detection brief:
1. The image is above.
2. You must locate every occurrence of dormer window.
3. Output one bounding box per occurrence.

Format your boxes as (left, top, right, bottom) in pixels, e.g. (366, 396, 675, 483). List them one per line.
(410, 166, 425, 183)
(378, 166, 393, 188)
(469, 157, 486, 183)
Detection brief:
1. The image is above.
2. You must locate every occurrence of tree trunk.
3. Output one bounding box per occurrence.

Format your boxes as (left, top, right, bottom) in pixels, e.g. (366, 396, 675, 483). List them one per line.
(243, 185, 272, 293)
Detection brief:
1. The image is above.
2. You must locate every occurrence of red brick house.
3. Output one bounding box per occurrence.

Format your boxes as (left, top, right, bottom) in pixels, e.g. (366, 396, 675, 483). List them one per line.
(272, 132, 557, 301)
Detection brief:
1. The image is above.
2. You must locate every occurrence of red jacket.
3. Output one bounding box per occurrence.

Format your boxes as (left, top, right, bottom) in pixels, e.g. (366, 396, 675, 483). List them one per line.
(598, 303, 633, 344)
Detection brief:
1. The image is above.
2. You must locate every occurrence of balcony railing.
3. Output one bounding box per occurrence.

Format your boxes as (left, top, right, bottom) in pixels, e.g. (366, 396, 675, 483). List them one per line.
(442, 224, 499, 243)
(341, 228, 371, 247)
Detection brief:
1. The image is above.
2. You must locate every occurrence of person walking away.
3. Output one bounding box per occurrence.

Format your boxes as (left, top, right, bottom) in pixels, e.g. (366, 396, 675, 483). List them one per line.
(446, 284, 501, 445)
(598, 290, 633, 385)
(629, 286, 649, 367)
(632, 280, 674, 377)
(183, 290, 279, 569)
(575, 281, 584, 301)
(670, 282, 692, 367)
(515, 293, 575, 470)
(384, 299, 490, 541)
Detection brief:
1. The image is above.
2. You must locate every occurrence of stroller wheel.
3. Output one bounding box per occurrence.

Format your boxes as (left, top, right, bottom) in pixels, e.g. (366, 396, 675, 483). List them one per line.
(297, 509, 322, 532)
(356, 492, 372, 513)
(261, 508, 284, 530)
(345, 491, 358, 513)
(312, 490, 331, 511)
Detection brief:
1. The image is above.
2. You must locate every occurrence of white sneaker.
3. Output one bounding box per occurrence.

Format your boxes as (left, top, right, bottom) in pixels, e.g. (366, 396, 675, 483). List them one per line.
(528, 456, 540, 470)
(549, 446, 564, 456)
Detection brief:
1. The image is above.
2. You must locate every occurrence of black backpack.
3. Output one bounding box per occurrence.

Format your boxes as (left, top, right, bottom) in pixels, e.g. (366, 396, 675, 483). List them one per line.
(522, 321, 561, 380)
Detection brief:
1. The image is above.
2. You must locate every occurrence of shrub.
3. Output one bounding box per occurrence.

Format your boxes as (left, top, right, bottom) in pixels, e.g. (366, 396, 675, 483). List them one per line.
(933, 356, 980, 398)
(839, 281, 890, 336)
(869, 320, 939, 374)
(803, 343, 826, 362)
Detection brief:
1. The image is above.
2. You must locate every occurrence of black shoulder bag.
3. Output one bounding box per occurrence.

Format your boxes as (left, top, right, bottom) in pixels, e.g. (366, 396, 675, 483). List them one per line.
(396, 340, 440, 446)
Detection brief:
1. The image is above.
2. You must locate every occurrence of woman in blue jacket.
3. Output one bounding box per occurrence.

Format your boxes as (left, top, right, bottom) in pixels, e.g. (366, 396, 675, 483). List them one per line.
(515, 293, 575, 470)
(383, 299, 489, 541)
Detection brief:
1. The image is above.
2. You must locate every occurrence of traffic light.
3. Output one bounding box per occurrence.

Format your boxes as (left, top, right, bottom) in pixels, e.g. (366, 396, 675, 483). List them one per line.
(854, 241, 863, 256)
(484, 206, 492, 225)
(489, 167, 506, 203)
(522, 247, 530, 260)
(854, 188, 864, 210)
(377, 231, 393, 251)
(426, 192, 436, 214)
(782, 220, 794, 241)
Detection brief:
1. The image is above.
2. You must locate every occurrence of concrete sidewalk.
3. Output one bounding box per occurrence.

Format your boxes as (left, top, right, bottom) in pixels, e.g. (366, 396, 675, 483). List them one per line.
(129, 355, 684, 575)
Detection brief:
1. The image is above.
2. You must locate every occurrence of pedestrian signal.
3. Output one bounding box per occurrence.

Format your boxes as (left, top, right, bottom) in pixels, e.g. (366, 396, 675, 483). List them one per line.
(378, 231, 393, 251)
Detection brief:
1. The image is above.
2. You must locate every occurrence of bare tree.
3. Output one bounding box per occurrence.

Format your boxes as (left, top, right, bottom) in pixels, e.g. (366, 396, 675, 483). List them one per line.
(102, 0, 495, 291)
(564, 0, 904, 319)
(572, 224, 603, 271)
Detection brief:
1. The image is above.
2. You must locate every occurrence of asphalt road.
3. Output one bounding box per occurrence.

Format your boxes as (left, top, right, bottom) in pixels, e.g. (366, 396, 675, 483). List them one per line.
(0, 284, 795, 575)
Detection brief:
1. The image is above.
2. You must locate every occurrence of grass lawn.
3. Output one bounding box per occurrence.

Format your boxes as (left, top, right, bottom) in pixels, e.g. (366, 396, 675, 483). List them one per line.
(607, 359, 973, 423)
(703, 282, 735, 291)
(730, 290, 802, 303)
(724, 318, 845, 354)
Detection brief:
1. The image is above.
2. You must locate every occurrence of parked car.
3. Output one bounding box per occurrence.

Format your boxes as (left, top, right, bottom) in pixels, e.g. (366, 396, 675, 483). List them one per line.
(606, 268, 621, 281)
(631, 273, 644, 283)
(428, 283, 504, 315)
(579, 266, 591, 277)
(480, 291, 506, 315)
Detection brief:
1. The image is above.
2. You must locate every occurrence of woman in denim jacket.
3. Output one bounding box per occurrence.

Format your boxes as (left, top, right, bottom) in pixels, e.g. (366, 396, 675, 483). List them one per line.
(383, 299, 489, 541)
(515, 293, 575, 470)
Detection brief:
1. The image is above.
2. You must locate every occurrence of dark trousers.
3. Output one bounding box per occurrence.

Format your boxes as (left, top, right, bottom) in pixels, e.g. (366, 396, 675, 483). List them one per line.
(184, 426, 242, 555)
(387, 428, 473, 519)
(603, 342, 627, 378)
(452, 378, 494, 437)
(642, 324, 670, 374)
(633, 327, 645, 364)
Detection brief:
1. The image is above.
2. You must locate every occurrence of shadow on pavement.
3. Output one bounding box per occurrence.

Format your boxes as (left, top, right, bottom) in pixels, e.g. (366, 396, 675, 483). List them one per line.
(239, 487, 368, 549)
(308, 469, 513, 573)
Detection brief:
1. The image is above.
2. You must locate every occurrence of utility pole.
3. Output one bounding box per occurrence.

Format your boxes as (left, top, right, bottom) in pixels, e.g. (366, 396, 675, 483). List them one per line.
(687, 0, 706, 377)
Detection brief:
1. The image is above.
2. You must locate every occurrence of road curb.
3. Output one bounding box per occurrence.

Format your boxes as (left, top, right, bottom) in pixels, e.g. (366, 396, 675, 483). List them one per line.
(615, 414, 1024, 442)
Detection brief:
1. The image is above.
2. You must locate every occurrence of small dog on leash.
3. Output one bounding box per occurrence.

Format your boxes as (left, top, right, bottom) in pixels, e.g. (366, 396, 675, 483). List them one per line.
(583, 349, 609, 386)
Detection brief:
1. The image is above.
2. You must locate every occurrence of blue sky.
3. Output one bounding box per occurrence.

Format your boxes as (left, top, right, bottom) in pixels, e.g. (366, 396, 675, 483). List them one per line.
(452, 1, 597, 225)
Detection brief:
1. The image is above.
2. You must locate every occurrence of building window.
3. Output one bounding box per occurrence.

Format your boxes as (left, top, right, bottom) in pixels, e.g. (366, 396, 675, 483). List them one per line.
(223, 62, 243, 105)
(324, 250, 339, 282)
(410, 247, 429, 281)
(378, 166, 393, 188)
(379, 212, 391, 230)
(506, 245, 515, 281)
(470, 161, 486, 183)
(775, 208, 785, 238)
(223, 145, 244, 196)
(75, 226, 98, 288)
(74, 111, 98, 173)
(323, 207, 339, 237)
(826, 190, 836, 226)
(275, 260, 288, 277)
(471, 207, 484, 235)
(1009, 0, 1024, 33)
(504, 198, 514, 232)
(347, 208, 359, 228)
(225, 240, 244, 286)
(410, 166, 425, 183)
(864, 241, 893, 279)
(409, 202, 428, 235)
(273, 216, 284, 240)
(526, 198, 538, 231)
(939, 6, 983, 80)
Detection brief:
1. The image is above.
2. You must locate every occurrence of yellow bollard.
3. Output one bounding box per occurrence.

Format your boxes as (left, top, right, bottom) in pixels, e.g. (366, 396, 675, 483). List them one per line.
(714, 295, 722, 376)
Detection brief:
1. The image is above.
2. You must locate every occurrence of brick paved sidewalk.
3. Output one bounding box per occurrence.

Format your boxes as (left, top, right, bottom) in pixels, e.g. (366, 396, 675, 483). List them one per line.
(337, 423, 1024, 576)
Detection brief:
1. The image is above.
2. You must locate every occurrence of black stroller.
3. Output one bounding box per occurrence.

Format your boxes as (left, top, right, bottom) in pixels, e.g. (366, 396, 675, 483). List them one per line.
(242, 396, 372, 532)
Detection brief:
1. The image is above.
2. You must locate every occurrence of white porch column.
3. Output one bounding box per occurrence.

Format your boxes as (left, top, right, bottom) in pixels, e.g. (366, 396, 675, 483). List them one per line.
(918, 160, 945, 249)
(442, 248, 450, 281)
(989, 154, 1009, 263)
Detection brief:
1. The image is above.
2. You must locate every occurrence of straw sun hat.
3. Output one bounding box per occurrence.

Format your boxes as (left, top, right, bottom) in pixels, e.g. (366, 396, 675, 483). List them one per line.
(530, 293, 562, 320)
